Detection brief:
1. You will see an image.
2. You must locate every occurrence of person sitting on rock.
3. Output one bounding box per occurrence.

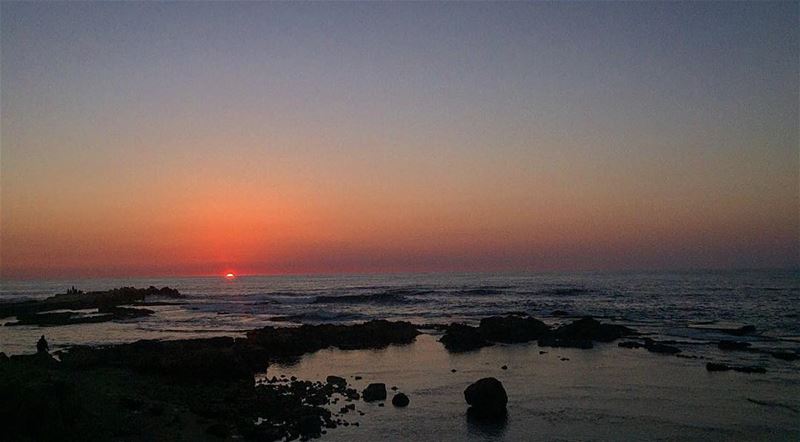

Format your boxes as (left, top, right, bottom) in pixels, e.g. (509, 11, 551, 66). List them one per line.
(36, 335, 49, 354)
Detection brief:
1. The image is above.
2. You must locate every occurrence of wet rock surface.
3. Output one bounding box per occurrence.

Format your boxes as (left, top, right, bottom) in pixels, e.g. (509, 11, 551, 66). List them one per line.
(392, 392, 410, 407)
(246, 320, 420, 357)
(464, 377, 508, 418)
(439, 323, 492, 352)
(362, 383, 387, 402)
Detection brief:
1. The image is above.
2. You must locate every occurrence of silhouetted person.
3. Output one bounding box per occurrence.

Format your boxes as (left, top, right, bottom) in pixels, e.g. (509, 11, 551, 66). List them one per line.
(37, 335, 49, 354)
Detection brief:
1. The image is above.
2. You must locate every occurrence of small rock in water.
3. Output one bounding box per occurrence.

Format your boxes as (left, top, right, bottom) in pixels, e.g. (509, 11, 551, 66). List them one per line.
(378, 403, 385, 407)
(464, 377, 507, 418)
(354, 375, 363, 380)
(539, 351, 547, 354)
(771, 351, 798, 361)
(722, 325, 757, 336)
(326, 375, 347, 388)
(501, 365, 508, 370)
(560, 357, 569, 361)
(718, 341, 751, 351)
(706, 362, 731, 372)
(391, 386, 398, 391)
(392, 393, 410, 407)
(451, 369, 457, 373)
(362, 383, 387, 402)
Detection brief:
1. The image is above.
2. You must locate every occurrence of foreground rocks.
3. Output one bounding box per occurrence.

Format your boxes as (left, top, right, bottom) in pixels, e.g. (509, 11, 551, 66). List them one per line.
(1, 319, 423, 441)
(464, 377, 507, 418)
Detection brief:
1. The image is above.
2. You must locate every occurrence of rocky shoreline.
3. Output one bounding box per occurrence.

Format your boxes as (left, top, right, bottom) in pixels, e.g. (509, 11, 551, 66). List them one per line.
(1, 286, 797, 440)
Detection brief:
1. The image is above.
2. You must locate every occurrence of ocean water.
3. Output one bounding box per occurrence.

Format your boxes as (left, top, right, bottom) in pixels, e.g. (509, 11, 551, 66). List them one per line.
(0, 270, 798, 358)
(1, 270, 799, 439)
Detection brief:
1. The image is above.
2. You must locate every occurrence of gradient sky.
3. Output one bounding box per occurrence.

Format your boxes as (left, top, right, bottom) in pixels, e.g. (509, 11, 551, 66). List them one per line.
(1, 2, 798, 278)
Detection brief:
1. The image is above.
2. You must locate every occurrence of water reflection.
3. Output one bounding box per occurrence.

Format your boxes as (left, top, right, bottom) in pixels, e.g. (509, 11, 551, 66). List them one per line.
(466, 407, 508, 438)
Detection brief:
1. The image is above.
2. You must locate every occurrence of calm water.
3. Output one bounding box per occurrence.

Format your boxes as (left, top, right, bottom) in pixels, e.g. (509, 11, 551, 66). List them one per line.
(0, 270, 798, 358)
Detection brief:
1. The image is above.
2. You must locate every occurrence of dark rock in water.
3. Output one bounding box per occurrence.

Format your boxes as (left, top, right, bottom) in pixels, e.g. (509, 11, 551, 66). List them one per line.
(451, 369, 457, 373)
(501, 365, 507, 370)
(479, 315, 549, 343)
(552, 310, 569, 317)
(706, 362, 765, 374)
(644, 341, 681, 355)
(706, 362, 731, 372)
(354, 375, 362, 380)
(392, 393, 410, 407)
(552, 317, 635, 343)
(0, 352, 7, 363)
(246, 320, 419, 356)
(464, 377, 507, 417)
(326, 375, 347, 388)
(537, 335, 593, 349)
(718, 341, 751, 351)
(722, 325, 757, 336)
(771, 351, 798, 361)
(205, 423, 229, 438)
(0, 286, 181, 320)
(618, 341, 643, 349)
(390, 386, 398, 391)
(440, 323, 492, 352)
(362, 383, 387, 402)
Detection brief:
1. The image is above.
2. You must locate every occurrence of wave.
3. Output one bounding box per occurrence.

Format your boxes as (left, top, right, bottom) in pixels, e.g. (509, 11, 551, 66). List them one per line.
(271, 311, 366, 323)
(536, 288, 593, 296)
(458, 289, 503, 296)
(312, 292, 414, 305)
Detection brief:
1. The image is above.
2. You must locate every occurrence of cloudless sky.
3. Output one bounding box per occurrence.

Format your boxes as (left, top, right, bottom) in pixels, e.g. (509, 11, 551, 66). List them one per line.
(1, 1, 798, 278)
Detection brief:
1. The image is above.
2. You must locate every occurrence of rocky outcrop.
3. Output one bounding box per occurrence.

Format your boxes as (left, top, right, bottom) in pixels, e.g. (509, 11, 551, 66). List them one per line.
(464, 377, 507, 418)
(479, 315, 549, 343)
(439, 324, 492, 352)
(246, 320, 419, 357)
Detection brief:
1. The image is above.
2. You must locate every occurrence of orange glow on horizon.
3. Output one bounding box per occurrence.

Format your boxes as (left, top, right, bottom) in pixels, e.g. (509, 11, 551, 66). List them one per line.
(225, 272, 236, 280)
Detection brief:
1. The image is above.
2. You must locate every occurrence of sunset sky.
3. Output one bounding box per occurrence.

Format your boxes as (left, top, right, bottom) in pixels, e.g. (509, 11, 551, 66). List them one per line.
(1, 2, 798, 278)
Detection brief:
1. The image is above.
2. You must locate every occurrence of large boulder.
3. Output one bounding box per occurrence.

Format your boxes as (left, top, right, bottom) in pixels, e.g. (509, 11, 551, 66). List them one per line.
(440, 324, 492, 352)
(464, 377, 507, 417)
(362, 383, 387, 402)
(479, 315, 549, 343)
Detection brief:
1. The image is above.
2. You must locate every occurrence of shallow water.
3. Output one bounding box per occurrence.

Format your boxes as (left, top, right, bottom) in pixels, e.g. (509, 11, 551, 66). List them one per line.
(265, 334, 799, 441)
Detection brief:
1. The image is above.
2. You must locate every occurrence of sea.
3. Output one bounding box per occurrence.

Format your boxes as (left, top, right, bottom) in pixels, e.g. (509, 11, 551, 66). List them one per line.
(1, 270, 799, 440)
(1, 270, 798, 358)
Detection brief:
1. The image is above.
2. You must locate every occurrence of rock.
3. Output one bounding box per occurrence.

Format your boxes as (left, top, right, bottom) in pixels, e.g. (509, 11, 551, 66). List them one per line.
(718, 341, 751, 351)
(644, 341, 681, 354)
(552, 317, 635, 343)
(722, 325, 757, 336)
(392, 393, 409, 407)
(451, 369, 457, 373)
(390, 386, 398, 391)
(479, 315, 549, 343)
(537, 335, 593, 349)
(326, 375, 347, 388)
(439, 323, 492, 352)
(500, 365, 507, 370)
(770, 351, 798, 361)
(362, 383, 387, 402)
(734, 366, 766, 374)
(464, 378, 507, 417)
(354, 375, 362, 380)
(706, 362, 731, 372)
(205, 423, 229, 438)
(246, 320, 420, 356)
